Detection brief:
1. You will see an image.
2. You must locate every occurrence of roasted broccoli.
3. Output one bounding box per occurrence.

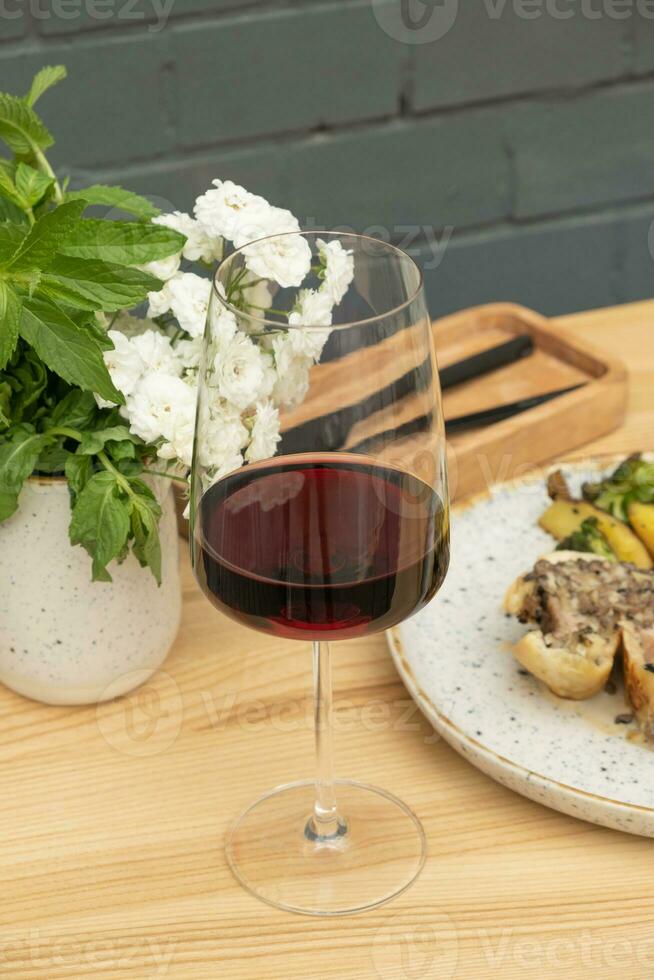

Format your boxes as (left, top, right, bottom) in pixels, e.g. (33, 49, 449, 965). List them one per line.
(556, 517, 617, 561)
(582, 455, 654, 522)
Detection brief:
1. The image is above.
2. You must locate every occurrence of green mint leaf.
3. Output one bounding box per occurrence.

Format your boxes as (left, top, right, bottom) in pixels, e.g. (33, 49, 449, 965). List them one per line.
(39, 254, 161, 312)
(25, 66, 67, 107)
(106, 437, 135, 462)
(0, 381, 12, 430)
(7, 200, 85, 271)
(0, 166, 27, 211)
(114, 457, 142, 478)
(0, 93, 54, 155)
(0, 196, 28, 224)
(129, 480, 162, 585)
(15, 163, 54, 208)
(47, 388, 97, 430)
(67, 310, 112, 351)
(65, 451, 92, 503)
(8, 347, 48, 421)
(0, 424, 51, 520)
(20, 296, 123, 405)
(0, 222, 27, 264)
(59, 219, 185, 265)
(0, 281, 21, 370)
(78, 424, 134, 456)
(35, 440, 69, 474)
(69, 470, 131, 582)
(66, 185, 159, 220)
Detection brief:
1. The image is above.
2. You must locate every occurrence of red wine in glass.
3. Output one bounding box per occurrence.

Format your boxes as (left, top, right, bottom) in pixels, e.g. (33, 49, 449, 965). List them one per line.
(194, 454, 449, 642)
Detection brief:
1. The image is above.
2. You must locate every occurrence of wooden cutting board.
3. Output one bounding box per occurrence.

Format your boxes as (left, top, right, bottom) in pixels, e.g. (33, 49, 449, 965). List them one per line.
(437, 303, 627, 500)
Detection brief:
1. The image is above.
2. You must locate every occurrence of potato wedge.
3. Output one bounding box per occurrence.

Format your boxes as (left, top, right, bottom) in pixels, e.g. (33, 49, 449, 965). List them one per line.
(622, 623, 654, 741)
(539, 499, 653, 569)
(627, 501, 654, 560)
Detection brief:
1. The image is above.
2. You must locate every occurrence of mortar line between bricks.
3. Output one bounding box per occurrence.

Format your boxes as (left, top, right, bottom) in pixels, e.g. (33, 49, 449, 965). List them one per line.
(406, 68, 654, 120)
(77, 111, 410, 173)
(385, 197, 654, 249)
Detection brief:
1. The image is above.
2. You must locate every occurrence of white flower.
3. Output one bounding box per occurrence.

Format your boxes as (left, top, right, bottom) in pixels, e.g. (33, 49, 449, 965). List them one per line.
(288, 288, 333, 328)
(271, 333, 312, 409)
(240, 276, 277, 322)
(286, 289, 333, 360)
(194, 180, 270, 242)
(102, 328, 183, 408)
(213, 332, 275, 410)
(147, 272, 211, 338)
(130, 330, 181, 377)
(198, 403, 249, 471)
(104, 330, 144, 399)
(237, 208, 311, 288)
(126, 373, 196, 450)
(207, 280, 238, 343)
(138, 252, 181, 282)
(157, 404, 196, 468)
(246, 400, 281, 462)
(175, 336, 203, 371)
(153, 211, 223, 264)
(317, 238, 354, 305)
(145, 284, 170, 319)
(289, 326, 331, 362)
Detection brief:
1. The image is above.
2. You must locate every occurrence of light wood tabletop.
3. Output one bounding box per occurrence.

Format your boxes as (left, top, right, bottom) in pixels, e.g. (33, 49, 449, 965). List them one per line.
(2, 300, 653, 980)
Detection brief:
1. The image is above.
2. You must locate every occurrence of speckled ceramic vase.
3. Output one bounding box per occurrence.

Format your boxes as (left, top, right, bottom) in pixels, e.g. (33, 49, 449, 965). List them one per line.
(0, 476, 182, 706)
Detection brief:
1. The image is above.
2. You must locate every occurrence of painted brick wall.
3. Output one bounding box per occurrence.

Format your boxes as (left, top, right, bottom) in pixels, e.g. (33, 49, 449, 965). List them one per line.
(2, 0, 654, 319)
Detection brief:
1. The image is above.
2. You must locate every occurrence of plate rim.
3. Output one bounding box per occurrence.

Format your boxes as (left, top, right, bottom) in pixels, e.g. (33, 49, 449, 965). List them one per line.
(387, 627, 654, 818)
(386, 452, 654, 822)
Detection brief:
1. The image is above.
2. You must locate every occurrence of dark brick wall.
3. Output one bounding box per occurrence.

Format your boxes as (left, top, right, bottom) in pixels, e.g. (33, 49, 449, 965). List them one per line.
(2, 0, 654, 319)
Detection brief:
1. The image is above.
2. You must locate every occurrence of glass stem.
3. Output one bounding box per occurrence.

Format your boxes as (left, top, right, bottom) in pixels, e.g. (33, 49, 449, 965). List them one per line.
(309, 640, 343, 840)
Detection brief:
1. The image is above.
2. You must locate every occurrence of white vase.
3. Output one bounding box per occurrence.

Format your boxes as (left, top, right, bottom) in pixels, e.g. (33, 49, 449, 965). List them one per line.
(0, 476, 182, 705)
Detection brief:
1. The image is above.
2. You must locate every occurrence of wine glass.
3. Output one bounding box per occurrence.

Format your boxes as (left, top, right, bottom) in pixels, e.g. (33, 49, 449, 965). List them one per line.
(190, 232, 449, 916)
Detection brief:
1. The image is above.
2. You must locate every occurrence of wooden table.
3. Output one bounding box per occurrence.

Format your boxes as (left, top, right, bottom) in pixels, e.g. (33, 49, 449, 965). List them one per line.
(2, 300, 653, 979)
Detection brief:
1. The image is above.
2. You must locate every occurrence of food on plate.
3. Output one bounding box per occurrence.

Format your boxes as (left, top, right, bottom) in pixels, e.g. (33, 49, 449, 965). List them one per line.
(539, 470, 653, 569)
(627, 501, 654, 558)
(582, 454, 654, 523)
(581, 454, 654, 559)
(622, 623, 654, 740)
(505, 552, 622, 699)
(506, 455, 654, 740)
(556, 517, 616, 561)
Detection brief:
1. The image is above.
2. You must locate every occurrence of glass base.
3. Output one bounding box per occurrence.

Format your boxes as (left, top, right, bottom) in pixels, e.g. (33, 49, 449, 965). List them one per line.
(225, 779, 426, 916)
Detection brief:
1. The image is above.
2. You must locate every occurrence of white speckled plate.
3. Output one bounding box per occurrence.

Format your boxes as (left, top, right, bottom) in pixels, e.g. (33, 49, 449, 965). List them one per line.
(388, 458, 654, 837)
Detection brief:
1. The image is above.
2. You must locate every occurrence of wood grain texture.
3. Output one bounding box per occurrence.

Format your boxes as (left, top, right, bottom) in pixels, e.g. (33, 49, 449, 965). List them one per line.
(2, 301, 654, 979)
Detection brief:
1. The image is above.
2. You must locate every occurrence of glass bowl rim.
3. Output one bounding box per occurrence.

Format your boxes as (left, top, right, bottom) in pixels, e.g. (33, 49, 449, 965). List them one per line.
(212, 230, 425, 331)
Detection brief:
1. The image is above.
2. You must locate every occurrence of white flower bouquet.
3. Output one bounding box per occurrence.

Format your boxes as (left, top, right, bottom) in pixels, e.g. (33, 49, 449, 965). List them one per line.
(102, 180, 354, 507)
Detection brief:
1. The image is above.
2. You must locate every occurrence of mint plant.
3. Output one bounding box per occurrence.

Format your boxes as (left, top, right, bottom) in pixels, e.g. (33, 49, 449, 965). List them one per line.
(0, 66, 186, 583)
